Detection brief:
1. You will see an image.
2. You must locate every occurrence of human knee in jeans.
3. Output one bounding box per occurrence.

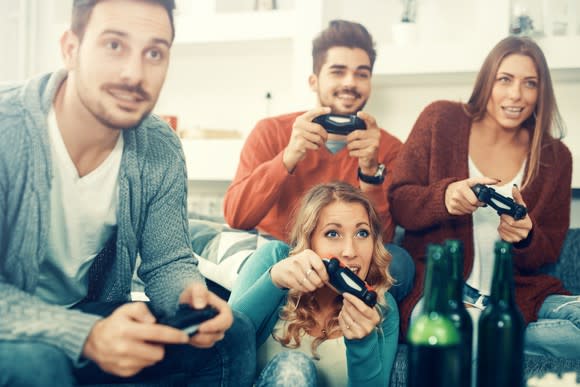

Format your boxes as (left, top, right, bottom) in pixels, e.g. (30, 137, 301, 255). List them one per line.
(256, 351, 317, 387)
(0, 342, 75, 387)
(525, 294, 580, 359)
(385, 243, 415, 303)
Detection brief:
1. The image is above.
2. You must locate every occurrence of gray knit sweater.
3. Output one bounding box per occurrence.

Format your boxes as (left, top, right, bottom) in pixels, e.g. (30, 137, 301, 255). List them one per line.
(0, 71, 205, 363)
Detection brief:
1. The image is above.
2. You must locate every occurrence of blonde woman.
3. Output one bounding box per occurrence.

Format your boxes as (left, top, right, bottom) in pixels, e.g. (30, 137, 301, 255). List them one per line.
(229, 182, 399, 386)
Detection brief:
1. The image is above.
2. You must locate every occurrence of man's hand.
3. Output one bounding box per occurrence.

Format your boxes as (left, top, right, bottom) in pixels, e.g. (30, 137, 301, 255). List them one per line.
(178, 282, 233, 348)
(347, 111, 381, 175)
(445, 177, 500, 216)
(497, 185, 533, 242)
(83, 302, 189, 378)
(283, 107, 330, 173)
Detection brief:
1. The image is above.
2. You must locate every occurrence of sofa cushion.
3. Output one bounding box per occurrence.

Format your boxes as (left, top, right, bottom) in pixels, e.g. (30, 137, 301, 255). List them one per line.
(542, 228, 580, 294)
(188, 218, 274, 290)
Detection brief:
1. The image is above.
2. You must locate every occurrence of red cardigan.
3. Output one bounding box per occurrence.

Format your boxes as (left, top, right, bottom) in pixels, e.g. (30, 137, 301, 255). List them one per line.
(389, 100, 572, 339)
(224, 111, 402, 242)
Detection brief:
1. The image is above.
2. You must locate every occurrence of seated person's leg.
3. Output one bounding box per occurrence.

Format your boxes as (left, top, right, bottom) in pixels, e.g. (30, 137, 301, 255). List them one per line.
(256, 351, 317, 387)
(385, 243, 415, 303)
(0, 341, 75, 387)
(524, 294, 580, 359)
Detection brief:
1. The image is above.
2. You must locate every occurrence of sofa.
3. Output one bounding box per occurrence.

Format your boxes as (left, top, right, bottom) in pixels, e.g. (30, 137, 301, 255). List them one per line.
(187, 217, 580, 386)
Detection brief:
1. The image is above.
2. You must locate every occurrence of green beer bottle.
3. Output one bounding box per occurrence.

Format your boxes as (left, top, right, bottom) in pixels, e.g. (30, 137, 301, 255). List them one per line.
(407, 244, 461, 387)
(444, 239, 473, 387)
(477, 241, 525, 387)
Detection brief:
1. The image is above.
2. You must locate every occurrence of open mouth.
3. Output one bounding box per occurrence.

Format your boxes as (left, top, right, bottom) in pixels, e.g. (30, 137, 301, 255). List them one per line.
(501, 106, 525, 118)
(347, 264, 361, 275)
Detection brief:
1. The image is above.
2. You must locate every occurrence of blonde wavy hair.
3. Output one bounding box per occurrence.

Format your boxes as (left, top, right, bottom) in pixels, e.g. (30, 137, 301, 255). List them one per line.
(274, 182, 394, 359)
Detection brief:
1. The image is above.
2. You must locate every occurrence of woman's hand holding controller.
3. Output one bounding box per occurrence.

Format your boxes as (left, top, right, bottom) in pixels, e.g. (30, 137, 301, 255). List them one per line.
(269, 249, 329, 293)
(497, 185, 533, 243)
(445, 177, 500, 216)
(339, 293, 380, 340)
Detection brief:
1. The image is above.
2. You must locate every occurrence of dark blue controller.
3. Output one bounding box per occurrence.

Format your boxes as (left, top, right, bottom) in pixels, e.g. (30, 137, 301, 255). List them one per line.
(472, 184, 527, 220)
(313, 114, 366, 135)
(158, 304, 218, 337)
(323, 257, 377, 307)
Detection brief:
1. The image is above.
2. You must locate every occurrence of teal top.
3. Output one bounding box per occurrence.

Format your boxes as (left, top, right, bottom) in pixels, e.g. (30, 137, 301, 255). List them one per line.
(229, 240, 399, 386)
(0, 71, 205, 363)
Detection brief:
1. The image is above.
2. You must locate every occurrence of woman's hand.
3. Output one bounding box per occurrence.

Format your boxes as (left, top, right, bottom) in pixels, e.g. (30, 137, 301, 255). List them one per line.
(269, 249, 329, 292)
(445, 177, 500, 216)
(338, 293, 381, 340)
(497, 185, 533, 243)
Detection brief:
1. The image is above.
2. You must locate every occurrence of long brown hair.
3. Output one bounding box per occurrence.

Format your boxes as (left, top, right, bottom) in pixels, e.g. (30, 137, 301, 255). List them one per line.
(464, 36, 565, 188)
(274, 182, 393, 358)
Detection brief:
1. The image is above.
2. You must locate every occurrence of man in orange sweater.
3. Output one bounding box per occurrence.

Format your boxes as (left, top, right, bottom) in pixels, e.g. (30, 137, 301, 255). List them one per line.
(223, 20, 414, 302)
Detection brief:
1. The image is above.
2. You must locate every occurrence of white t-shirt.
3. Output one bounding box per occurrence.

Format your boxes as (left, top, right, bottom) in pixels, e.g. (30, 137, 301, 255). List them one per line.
(35, 108, 123, 306)
(259, 320, 348, 387)
(467, 157, 525, 295)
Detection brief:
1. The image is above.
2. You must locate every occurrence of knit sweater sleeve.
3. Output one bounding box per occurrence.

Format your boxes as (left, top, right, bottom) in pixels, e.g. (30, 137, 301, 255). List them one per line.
(512, 141, 572, 272)
(223, 117, 294, 231)
(389, 101, 463, 231)
(228, 240, 290, 346)
(136, 125, 205, 315)
(344, 292, 399, 387)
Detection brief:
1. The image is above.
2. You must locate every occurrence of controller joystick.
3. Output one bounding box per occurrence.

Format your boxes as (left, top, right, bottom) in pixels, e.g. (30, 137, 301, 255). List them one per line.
(471, 184, 527, 220)
(323, 257, 377, 307)
(158, 304, 218, 337)
(312, 114, 366, 135)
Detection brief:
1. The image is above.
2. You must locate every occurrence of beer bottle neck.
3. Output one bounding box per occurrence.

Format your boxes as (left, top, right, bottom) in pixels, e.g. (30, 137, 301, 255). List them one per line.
(424, 245, 449, 314)
(490, 242, 517, 305)
(444, 241, 464, 304)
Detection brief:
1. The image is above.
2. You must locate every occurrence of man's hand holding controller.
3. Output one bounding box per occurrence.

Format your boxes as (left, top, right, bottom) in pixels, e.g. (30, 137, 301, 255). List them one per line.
(83, 282, 231, 377)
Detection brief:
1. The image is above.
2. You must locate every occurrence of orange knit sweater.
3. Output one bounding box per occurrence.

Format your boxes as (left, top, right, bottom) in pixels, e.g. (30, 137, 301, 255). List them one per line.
(224, 111, 402, 242)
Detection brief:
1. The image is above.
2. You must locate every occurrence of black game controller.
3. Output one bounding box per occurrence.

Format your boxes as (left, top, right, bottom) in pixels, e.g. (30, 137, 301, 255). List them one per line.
(312, 114, 366, 135)
(158, 304, 218, 336)
(471, 184, 527, 220)
(323, 257, 377, 307)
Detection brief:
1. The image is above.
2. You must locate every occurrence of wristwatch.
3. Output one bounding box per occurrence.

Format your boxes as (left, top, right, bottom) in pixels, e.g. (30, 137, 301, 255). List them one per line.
(358, 163, 385, 185)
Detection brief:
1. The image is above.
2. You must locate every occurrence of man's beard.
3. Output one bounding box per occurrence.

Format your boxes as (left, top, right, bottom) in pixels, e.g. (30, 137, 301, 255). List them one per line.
(77, 79, 153, 131)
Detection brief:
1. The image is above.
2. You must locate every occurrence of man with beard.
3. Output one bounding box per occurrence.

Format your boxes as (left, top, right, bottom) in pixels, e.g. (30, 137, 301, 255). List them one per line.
(0, 1, 254, 386)
(223, 20, 414, 303)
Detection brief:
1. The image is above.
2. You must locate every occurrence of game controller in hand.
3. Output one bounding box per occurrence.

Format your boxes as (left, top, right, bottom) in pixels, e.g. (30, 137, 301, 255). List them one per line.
(312, 114, 366, 135)
(158, 304, 218, 337)
(471, 184, 527, 220)
(323, 257, 377, 307)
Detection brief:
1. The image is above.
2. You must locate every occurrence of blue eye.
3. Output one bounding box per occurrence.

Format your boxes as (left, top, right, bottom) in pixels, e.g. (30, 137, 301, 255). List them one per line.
(325, 230, 339, 238)
(106, 40, 122, 52)
(525, 80, 538, 89)
(356, 229, 370, 238)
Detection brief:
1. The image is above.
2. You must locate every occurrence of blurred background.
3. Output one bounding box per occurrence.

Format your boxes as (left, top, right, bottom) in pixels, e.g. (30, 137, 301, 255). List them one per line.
(1, 0, 579, 223)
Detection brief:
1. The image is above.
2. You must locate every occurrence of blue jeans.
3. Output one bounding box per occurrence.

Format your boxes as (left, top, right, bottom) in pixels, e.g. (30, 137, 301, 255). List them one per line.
(525, 294, 580, 359)
(385, 243, 415, 303)
(255, 351, 317, 387)
(0, 306, 255, 387)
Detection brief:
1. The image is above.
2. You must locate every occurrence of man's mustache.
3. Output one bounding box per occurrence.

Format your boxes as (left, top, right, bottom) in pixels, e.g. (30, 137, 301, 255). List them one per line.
(334, 88, 361, 99)
(102, 83, 150, 101)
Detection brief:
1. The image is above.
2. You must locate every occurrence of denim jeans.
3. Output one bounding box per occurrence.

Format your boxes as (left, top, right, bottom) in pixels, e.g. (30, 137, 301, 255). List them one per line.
(525, 294, 580, 359)
(255, 351, 317, 387)
(0, 304, 256, 387)
(385, 243, 415, 303)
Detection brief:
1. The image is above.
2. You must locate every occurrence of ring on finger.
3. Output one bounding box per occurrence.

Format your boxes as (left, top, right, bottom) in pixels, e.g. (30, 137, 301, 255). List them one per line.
(305, 268, 314, 277)
(301, 276, 308, 284)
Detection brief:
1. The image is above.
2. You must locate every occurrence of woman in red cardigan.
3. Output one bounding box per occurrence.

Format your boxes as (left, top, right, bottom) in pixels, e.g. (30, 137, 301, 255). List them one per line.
(389, 36, 579, 359)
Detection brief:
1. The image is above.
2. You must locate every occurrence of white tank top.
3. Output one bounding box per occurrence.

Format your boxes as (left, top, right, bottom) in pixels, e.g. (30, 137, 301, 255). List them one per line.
(467, 157, 525, 295)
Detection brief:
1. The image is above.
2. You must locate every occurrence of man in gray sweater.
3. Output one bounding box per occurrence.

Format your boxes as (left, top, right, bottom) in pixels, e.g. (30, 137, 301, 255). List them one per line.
(0, 0, 254, 385)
